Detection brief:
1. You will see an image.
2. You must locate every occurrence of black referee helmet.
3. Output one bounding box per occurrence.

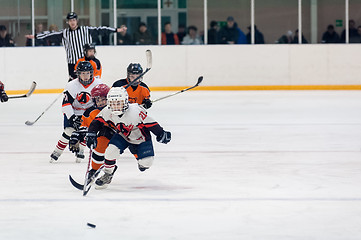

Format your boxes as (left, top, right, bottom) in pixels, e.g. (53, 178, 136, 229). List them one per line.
(66, 12, 78, 20)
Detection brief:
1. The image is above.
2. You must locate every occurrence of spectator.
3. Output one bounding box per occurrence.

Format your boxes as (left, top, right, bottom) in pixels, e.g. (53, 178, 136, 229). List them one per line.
(277, 30, 293, 43)
(177, 24, 187, 43)
(341, 19, 359, 43)
(48, 24, 62, 46)
(208, 21, 219, 44)
(356, 26, 361, 43)
(236, 28, 247, 44)
(133, 22, 154, 45)
(161, 22, 179, 45)
(0, 25, 15, 47)
(26, 23, 48, 46)
(117, 27, 133, 45)
(218, 16, 239, 44)
(182, 26, 203, 45)
(321, 25, 340, 43)
(291, 29, 308, 43)
(246, 25, 265, 44)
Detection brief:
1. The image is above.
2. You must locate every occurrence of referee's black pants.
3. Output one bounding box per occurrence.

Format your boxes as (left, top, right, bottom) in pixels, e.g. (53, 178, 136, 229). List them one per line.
(68, 64, 77, 81)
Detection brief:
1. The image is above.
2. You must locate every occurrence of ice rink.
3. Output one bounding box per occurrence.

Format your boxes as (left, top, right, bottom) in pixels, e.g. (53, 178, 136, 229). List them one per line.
(1, 90, 361, 240)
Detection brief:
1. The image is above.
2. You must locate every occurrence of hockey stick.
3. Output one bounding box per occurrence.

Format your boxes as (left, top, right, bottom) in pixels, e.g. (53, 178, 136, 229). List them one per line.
(25, 92, 63, 125)
(124, 49, 152, 89)
(69, 165, 103, 192)
(152, 76, 203, 103)
(82, 148, 95, 196)
(8, 81, 37, 99)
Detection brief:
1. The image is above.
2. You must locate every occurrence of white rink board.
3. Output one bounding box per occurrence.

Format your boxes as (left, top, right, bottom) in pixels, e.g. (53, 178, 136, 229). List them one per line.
(1, 91, 361, 240)
(1, 44, 361, 91)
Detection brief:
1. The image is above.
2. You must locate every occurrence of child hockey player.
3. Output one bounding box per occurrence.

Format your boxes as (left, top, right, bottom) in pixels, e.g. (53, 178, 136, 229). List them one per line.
(112, 63, 152, 109)
(85, 87, 171, 189)
(50, 61, 101, 163)
(68, 83, 112, 177)
(74, 43, 102, 79)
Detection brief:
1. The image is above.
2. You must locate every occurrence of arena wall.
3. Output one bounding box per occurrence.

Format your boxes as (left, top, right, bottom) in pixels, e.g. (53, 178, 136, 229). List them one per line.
(1, 44, 361, 93)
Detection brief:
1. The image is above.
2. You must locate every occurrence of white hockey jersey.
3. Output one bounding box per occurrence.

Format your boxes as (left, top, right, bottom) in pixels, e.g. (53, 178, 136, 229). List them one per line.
(92, 103, 164, 144)
(62, 78, 102, 119)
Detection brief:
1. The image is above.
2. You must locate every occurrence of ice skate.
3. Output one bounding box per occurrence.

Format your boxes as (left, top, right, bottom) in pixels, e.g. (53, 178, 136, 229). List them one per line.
(138, 163, 148, 172)
(50, 151, 61, 163)
(86, 168, 99, 186)
(95, 166, 117, 189)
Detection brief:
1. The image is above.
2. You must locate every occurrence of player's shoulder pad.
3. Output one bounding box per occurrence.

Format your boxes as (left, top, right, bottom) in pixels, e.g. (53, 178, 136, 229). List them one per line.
(83, 106, 97, 117)
(139, 82, 150, 91)
(112, 79, 127, 88)
(64, 79, 80, 95)
(138, 104, 147, 112)
(98, 106, 112, 118)
(91, 77, 102, 86)
(129, 103, 147, 117)
(93, 58, 101, 68)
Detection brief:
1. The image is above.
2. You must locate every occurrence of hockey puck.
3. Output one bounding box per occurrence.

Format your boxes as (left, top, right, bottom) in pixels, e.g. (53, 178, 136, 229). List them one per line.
(87, 222, 96, 228)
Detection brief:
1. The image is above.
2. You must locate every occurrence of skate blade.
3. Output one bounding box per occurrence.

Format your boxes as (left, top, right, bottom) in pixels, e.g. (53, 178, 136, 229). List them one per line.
(95, 184, 109, 190)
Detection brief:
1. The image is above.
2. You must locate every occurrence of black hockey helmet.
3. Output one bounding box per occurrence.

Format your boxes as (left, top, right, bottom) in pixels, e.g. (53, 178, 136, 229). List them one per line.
(76, 61, 94, 86)
(127, 63, 143, 75)
(83, 43, 96, 56)
(66, 12, 78, 20)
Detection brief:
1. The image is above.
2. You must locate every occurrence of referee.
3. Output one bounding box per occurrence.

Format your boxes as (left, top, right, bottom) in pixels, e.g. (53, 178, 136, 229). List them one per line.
(27, 12, 127, 80)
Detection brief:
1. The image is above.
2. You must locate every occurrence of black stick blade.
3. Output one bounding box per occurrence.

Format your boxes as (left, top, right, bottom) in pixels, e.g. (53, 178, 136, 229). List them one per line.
(69, 175, 84, 190)
(196, 76, 203, 86)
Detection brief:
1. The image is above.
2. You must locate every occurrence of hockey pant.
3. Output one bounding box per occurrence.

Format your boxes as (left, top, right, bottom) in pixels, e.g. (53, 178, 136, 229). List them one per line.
(103, 133, 155, 173)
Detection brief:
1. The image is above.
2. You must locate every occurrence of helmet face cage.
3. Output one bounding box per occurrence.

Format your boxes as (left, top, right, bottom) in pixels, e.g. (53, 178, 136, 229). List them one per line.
(77, 61, 94, 86)
(91, 84, 110, 108)
(83, 43, 96, 58)
(107, 87, 129, 115)
(127, 63, 143, 86)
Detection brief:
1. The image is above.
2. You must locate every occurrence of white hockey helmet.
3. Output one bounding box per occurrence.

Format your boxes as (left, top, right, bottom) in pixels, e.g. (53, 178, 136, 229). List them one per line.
(107, 87, 129, 115)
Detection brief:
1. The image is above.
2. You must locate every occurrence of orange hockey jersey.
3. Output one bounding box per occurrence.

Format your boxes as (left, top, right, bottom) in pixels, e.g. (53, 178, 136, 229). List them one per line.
(74, 57, 102, 79)
(111, 78, 150, 104)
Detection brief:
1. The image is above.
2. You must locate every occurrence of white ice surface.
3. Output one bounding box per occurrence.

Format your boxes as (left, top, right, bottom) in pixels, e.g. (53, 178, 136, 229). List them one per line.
(1, 91, 361, 240)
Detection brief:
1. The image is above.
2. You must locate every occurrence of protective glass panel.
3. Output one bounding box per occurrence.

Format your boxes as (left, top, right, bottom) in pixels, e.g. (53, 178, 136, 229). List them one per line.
(0, 0, 31, 47)
(318, 0, 344, 43)
(206, 0, 250, 44)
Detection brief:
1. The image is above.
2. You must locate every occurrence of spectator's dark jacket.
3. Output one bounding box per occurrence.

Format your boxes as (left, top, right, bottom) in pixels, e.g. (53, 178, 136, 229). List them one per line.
(340, 28, 359, 43)
(0, 34, 14, 47)
(133, 31, 154, 45)
(321, 31, 340, 43)
(246, 29, 265, 44)
(208, 28, 218, 44)
(117, 33, 133, 45)
(292, 35, 308, 44)
(218, 23, 240, 44)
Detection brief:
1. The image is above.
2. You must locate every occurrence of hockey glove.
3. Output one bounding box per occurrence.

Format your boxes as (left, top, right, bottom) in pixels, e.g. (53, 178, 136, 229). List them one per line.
(69, 131, 85, 153)
(0, 90, 8, 102)
(157, 131, 171, 144)
(142, 98, 152, 109)
(86, 132, 98, 149)
(69, 115, 82, 130)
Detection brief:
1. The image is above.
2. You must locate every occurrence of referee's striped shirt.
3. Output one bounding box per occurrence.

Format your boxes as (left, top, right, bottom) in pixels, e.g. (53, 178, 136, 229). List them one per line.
(37, 26, 116, 64)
